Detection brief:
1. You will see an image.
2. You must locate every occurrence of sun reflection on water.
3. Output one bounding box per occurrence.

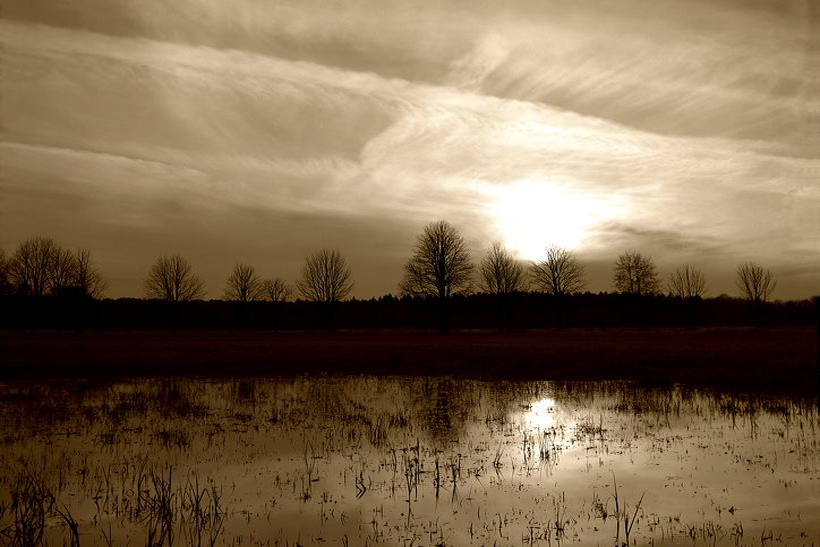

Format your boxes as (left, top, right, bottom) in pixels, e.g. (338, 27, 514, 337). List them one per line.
(524, 397, 558, 430)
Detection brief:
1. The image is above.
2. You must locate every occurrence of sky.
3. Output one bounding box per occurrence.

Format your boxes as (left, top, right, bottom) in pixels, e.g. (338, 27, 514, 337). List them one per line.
(1, 0, 819, 299)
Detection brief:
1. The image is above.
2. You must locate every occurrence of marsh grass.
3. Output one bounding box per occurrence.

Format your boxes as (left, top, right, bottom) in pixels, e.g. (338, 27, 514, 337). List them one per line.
(0, 378, 818, 545)
(2, 468, 55, 546)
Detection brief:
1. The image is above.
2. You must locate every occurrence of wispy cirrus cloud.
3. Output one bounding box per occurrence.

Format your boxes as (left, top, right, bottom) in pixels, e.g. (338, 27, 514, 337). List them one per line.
(1, 0, 818, 298)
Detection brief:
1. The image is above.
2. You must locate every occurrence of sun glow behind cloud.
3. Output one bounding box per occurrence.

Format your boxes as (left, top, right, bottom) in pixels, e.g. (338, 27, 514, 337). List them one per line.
(485, 178, 628, 261)
(2, 0, 819, 298)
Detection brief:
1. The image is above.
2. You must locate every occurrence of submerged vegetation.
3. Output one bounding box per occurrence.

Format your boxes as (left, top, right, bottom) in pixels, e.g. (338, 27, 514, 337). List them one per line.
(0, 377, 818, 545)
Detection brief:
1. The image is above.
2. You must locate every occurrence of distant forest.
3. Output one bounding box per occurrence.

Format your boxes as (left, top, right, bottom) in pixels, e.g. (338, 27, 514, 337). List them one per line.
(1, 292, 814, 332)
(1, 228, 816, 332)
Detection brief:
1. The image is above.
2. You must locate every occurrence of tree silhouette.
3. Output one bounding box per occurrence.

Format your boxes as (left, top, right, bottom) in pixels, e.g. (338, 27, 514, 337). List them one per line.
(8, 236, 58, 297)
(400, 221, 474, 332)
(0, 249, 10, 297)
(5, 238, 107, 331)
(262, 278, 292, 303)
(668, 265, 706, 328)
(297, 249, 353, 303)
(613, 250, 659, 295)
(668, 265, 706, 299)
(297, 249, 353, 330)
(74, 249, 107, 298)
(144, 255, 205, 302)
(224, 263, 263, 303)
(480, 242, 525, 295)
(262, 278, 292, 331)
(60, 248, 107, 332)
(736, 261, 776, 304)
(49, 246, 78, 296)
(480, 242, 525, 329)
(531, 245, 586, 329)
(531, 246, 586, 296)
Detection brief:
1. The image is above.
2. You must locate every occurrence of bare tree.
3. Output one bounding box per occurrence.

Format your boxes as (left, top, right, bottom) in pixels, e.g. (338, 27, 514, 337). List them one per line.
(144, 254, 205, 302)
(263, 278, 293, 331)
(530, 246, 586, 329)
(8, 236, 58, 297)
(668, 265, 707, 299)
(7, 239, 107, 299)
(49, 246, 78, 295)
(74, 248, 107, 298)
(400, 221, 474, 299)
(668, 265, 706, 328)
(613, 250, 659, 295)
(480, 242, 526, 295)
(479, 242, 525, 329)
(736, 261, 776, 304)
(531, 246, 586, 296)
(296, 249, 353, 303)
(262, 278, 292, 303)
(400, 221, 474, 332)
(224, 263, 263, 303)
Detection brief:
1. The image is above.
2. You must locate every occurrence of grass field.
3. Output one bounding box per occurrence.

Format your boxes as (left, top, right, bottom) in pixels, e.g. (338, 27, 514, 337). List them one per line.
(1, 326, 817, 396)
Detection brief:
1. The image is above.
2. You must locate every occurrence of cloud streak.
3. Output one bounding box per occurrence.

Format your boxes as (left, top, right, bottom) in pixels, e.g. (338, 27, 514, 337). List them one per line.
(1, 0, 819, 298)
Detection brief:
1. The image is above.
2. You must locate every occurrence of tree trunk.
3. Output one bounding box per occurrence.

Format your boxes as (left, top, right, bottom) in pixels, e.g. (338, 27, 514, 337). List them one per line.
(815, 296, 819, 410)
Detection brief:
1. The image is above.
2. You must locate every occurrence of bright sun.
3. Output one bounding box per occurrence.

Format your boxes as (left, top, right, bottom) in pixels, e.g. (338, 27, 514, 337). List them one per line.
(524, 397, 558, 430)
(485, 178, 619, 261)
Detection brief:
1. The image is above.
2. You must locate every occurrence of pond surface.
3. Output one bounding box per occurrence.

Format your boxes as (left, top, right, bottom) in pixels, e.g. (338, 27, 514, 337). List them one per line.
(0, 376, 818, 546)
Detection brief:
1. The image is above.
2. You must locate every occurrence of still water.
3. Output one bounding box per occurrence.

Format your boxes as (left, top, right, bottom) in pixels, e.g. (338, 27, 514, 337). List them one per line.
(0, 377, 818, 546)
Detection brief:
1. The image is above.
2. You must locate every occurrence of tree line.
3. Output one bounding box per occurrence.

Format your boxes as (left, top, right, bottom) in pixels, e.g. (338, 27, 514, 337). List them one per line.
(0, 223, 789, 331)
(0, 237, 106, 299)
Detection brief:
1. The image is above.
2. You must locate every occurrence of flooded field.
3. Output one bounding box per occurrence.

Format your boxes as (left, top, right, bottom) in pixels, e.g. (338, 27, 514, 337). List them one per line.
(0, 376, 818, 546)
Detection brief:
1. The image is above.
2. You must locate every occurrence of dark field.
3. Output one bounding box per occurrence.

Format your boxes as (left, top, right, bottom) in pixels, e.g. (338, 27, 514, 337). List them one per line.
(2, 327, 816, 396)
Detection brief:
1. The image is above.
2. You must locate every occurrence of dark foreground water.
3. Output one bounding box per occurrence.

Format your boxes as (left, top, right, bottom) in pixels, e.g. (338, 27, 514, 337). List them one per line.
(0, 377, 818, 546)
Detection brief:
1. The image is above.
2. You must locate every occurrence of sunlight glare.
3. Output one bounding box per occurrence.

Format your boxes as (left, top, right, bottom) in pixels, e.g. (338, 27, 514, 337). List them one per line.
(524, 397, 557, 430)
(485, 178, 620, 261)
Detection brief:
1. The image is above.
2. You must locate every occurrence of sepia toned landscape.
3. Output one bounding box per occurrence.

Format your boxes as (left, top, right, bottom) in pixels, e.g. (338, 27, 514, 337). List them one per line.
(2, 0, 820, 545)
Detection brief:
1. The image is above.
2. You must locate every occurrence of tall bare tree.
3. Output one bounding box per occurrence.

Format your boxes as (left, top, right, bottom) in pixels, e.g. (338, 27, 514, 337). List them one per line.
(49, 246, 78, 295)
(531, 246, 586, 296)
(74, 248, 107, 298)
(224, 263, 263, 303)
(736, 261, 776, 304)
(262, 278, 292, 303)
(530, 246, 586, 329)
(144, 254, 205, 302)
(613, 250, 659, 295)
(296, 249, 353, 304)
(400, 221, 474, 332)
(8, 236, 58, 297)
(400, 221, 474, 298)
(479, 242, 525, 329)
(480, 242, 526, 295)
(668, 265, 707, 299)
